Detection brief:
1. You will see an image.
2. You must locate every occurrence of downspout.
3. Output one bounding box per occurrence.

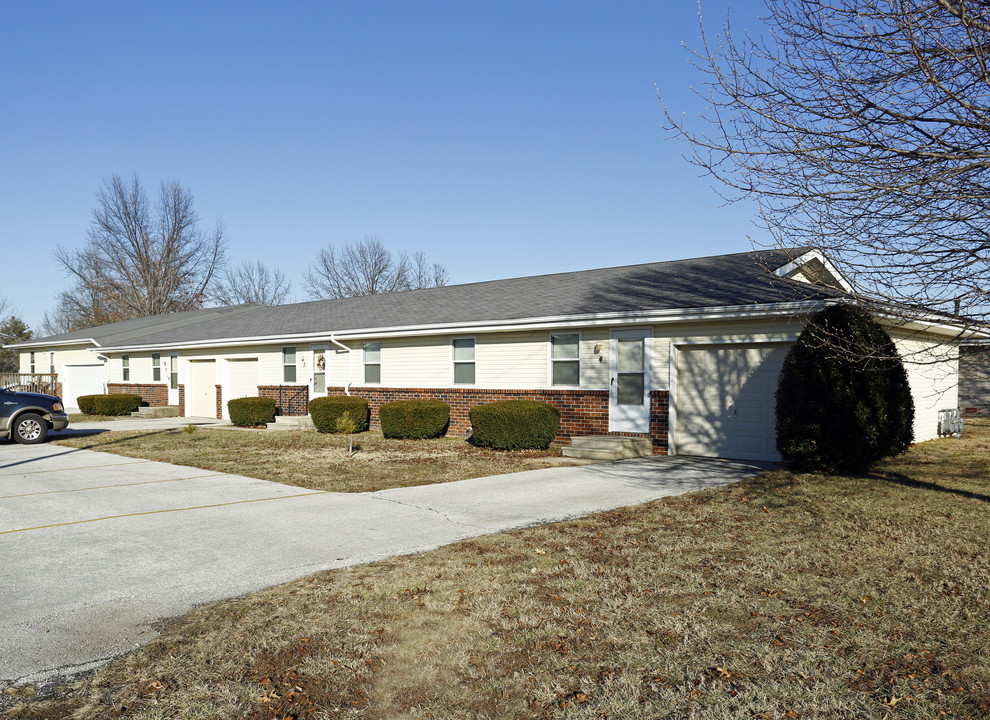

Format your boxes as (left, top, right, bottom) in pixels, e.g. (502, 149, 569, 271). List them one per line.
(329, 335, 352, 396)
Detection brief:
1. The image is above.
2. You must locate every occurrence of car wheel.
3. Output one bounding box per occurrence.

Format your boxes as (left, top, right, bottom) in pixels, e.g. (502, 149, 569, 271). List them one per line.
(12, 413, 48, 444)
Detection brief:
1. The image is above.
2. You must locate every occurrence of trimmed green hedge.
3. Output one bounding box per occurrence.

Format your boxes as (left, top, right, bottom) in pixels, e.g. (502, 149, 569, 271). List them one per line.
(309, 395, 370, 434)
(227, 396, 276, 427)
(77, 394, 142, 416)
(469, 400, 561, 450)
(379, 399, 450, 439)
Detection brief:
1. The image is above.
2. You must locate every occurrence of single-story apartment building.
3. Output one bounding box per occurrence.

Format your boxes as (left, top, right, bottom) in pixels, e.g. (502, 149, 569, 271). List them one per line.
(9, 248, 972, 462)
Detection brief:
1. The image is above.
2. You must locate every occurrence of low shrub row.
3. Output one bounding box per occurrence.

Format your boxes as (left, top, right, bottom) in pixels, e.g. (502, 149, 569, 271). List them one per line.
(77, 394, 142, 416)
(305, 396, 560, 449)
(227, 397, 277, 427)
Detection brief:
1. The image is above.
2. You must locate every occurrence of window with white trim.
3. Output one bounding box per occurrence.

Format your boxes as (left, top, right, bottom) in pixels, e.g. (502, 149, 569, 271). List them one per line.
(122, 355, 130, 382)
(29, 351, 35, 374)
(550, 333, 580, 386)
(282, 347, 297, 383)
(363, 342, 381, 384)
(49, 351, 56, 375)
(170, 355, 179, 390)
(452, 338, 475, 384)
(152, 353, 161, 382)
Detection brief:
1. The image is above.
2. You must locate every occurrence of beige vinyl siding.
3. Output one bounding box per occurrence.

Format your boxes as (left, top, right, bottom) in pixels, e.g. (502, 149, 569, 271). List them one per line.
(580, 329, 610, 388)
(893, 335, 959, 442)
(476, 331, 546, 388)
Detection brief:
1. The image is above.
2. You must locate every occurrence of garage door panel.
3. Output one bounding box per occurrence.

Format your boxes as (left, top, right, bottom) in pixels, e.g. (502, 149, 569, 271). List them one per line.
(188, 361, 216, 418)
(676, 343, 791, 462)
(226, 359, 259, 403)
(62, 365, 106, 412)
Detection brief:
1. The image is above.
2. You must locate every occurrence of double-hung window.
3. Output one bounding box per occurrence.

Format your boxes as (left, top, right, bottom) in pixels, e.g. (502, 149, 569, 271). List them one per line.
(122, 355, 130, 382)
(152, 353, 162, 382)
(363, 342, 381, 384)
(29, 351, 35, 374)
(282, 347, 297, 383)
(49, 351, 56, 376)
(452, 338, 475, 384)
(550, 333, 580, 386)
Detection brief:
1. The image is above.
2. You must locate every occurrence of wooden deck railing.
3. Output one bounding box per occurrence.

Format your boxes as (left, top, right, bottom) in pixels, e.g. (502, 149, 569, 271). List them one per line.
(0, 372, 59, 396)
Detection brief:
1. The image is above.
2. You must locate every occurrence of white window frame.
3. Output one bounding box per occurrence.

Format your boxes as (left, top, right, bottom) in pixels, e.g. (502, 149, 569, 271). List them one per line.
(548, 331, 581, 388)
(122, 355, 130, 382)
(152, 353, 161, 382)
(282, 346, 297, 384)
(451, 336, 476, 385)
(362, 342, 381, 385)
(29, 351, 35, 374)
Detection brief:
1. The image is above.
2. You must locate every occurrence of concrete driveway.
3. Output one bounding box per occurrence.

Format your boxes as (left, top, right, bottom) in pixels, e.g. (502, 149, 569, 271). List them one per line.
(0, 433, 767, 689)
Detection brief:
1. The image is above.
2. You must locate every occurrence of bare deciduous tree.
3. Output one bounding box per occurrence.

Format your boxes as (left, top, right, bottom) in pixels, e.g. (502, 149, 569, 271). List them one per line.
(304, 235, 450, 299)
(662, 0, 990, 324)
(54, 173, 227, 329)
(210, 260, 292, 306)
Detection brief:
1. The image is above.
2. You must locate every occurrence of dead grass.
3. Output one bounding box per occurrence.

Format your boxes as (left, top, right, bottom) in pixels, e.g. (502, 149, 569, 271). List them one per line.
(67, 414, 121, 423)
(10, 419, 990, 719)
(50, 429, 573, 493)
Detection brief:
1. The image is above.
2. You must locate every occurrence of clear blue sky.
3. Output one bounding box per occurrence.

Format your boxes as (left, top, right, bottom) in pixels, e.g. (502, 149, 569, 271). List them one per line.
(1, 0, 769, 332)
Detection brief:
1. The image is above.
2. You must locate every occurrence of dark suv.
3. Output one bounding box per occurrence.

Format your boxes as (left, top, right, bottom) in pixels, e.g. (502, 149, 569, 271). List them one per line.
(0, 387, 69, 444)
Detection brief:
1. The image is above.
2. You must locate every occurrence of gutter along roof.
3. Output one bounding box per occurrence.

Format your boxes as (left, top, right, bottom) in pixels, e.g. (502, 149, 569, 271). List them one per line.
(15, 248, 843, 351)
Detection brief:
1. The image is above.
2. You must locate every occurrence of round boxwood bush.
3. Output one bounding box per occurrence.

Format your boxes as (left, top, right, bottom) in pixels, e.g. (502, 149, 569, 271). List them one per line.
(469, 400, 561, 450)
(309, 395, 370, 434)
(379, 399, 450, 439)
(77, 393, 142, 416)
(227, 396, 276, 427)
(776, 304, 914, 472)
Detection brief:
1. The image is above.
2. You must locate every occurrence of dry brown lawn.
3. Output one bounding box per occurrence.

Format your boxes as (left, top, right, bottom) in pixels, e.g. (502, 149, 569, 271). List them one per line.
(51, 428, 574, 493)
(8, 419, 990, 719)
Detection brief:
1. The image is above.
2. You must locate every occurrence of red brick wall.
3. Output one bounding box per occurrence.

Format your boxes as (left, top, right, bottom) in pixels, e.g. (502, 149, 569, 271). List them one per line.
(215, 385, 223, 420)
(322, 386, 670, 454)
(258, 385, 310, 416)
(107, 383, 168, 407)
(178, 385, 185, 416)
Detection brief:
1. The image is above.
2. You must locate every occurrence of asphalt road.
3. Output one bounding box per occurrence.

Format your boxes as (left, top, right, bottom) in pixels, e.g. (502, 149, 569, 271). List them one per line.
(0, 434, 766, 690)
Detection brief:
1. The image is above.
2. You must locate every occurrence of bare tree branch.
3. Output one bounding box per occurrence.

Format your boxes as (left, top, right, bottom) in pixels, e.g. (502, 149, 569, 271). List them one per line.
(661, 0, 990, 325)
(210, 260, 292, 306)
(304, 235, 449, 299)
(53, 173, 228, 329)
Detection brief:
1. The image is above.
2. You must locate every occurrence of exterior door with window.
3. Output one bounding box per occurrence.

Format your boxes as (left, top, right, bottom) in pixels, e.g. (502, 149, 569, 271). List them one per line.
(168, 353, 179, 405)
(609, 328, 652, 433)
(312, 346, 328, 397)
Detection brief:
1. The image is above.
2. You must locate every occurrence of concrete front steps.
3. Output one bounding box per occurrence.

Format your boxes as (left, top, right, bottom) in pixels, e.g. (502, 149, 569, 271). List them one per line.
(272, 415, 316, 430)
(561, 435, 653, 461)
(130, 406, 182, 419)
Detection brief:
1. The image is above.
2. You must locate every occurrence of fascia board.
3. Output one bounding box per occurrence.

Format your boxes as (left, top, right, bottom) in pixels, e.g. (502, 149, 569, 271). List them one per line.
(92, 301, 827, 352)
(6, 338, 101, 350)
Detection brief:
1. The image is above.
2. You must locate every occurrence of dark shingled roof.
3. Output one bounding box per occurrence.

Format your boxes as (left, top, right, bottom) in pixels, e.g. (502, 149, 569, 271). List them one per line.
(19, 248, 842, 349)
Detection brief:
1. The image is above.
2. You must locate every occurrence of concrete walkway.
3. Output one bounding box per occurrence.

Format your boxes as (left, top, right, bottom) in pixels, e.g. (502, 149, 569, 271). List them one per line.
(0, 437, 767, 689)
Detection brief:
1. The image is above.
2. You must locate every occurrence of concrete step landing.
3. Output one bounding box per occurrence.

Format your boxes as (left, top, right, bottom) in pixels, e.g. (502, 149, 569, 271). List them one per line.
(130, 406, 182, 419)
(562, 435, 653, 461)
(272, 415, 316, 430)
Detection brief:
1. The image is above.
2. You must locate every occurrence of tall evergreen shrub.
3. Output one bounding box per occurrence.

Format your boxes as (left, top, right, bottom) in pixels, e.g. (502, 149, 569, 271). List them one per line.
(776, 304, 914, 472)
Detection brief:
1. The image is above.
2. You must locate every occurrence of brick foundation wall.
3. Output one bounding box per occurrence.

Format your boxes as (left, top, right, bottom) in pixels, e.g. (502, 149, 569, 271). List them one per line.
(258, 385, 310, 416)
(178, 385, 185, 416)
(322, 386, 670, 454)
(107, 383, 169, 407)
(215, 385, 223, 420)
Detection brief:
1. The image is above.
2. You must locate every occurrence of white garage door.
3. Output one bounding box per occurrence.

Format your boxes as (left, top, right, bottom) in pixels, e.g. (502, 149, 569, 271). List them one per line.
(226, 359, 259, 403)
(676, 343, 792, 462)
(188, 360, 216, 418)
(62, 364, 106, 412)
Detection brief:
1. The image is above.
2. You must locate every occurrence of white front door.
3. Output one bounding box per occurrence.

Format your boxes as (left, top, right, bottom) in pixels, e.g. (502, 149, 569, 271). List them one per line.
(188, 360, 216, 418)
(609, 328, 652, 433)
(312, 345, 328, 398)
(168, 352, 179, 405)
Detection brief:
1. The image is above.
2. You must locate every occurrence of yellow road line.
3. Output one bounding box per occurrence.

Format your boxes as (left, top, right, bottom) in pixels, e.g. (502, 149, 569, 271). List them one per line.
(0, 491, 330, 535)
(0, 473, 228, 499)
